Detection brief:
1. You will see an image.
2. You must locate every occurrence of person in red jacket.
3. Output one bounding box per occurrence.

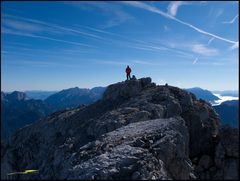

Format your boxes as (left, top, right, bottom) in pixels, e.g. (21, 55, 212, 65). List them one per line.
(126, 65, 131, 80)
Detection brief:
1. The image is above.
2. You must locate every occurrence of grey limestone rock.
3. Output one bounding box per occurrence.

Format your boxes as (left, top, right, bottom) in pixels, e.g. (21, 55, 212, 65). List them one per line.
(2, 77, 235, 180)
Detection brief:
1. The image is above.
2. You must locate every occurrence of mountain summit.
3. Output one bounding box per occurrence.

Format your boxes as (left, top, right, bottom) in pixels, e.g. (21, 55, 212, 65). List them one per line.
(186, 87, 220, 102)
(45, 86, 106, 111)
(1, 78, 238, 180)
(4, 91, 27, 101)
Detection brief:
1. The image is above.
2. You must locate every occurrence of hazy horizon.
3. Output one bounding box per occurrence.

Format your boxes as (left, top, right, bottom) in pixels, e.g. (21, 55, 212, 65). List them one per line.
(1, 1, 239, 91)
(2, 83, 239, 93)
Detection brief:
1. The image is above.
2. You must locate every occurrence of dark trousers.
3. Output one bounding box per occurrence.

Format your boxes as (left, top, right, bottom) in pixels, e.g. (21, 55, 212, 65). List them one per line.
(126, 73, 131, 80)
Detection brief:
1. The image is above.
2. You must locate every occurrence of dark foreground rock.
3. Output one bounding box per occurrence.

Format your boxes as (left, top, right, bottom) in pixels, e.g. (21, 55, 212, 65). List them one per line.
(1, 78, 238, 180)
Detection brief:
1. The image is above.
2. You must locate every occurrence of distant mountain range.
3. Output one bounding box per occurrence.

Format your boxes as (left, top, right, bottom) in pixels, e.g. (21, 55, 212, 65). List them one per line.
(24, 90, 57, 100)
(213, 90, 238, 97)
(1, 87, 106, 139)
(185, 87, 220, 102)
(45, 87, 106, 111)
(186, 87, 238, 128)
(2, 78, 238, 180)
(1, 91, 51, 139)
(213, 100, 239, 128)
(2, 86, 237, 140)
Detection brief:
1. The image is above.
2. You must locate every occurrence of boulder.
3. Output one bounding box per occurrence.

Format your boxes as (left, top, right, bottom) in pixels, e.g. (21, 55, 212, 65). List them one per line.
(103, 77, 153, 100)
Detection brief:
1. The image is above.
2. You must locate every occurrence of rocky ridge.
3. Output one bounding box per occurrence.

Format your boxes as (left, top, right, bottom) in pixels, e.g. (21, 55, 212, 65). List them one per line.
(1, 78, 238, 180)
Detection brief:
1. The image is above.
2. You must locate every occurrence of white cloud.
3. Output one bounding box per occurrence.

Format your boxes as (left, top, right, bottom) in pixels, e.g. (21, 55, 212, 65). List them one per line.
(67, 1, 135, 29)
(207, 37, 214, 45)
(132, 60, 162, 66)
(2, 14, 103, 40)
(2, 14, 193, 58)
(215, 9, 224, 18)
(97, 60, 128, 66)
(6, 60, 84, 68)
(103, 9, 135, 28)
(230, 42, 239, 50)
(75, 24, 193, 58)
(122, 1, 174, 20)
(222, 14, 239, 24)
(167, 1, 187, 17)
(193, 57, 198, 64)
(2, 17, 76, 37)
(2, 27, 93, 47)
(192, 44, 219, 56)
(164, 25, 170, 31)
(123, 1, 237, 45)
(3, 19, 44, 33)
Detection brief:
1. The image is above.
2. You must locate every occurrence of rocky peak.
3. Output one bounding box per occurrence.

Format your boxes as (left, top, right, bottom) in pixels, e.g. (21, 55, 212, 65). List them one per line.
(103, 77, 155, 100)
(5, 91, 27, 101)
(63, 87, 90, 95)
(1, 77, 238, 180)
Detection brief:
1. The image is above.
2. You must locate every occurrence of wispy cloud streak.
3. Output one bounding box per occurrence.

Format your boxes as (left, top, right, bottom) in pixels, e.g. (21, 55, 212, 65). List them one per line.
(97, 60, 128, 66)
(3, 19, 44, 32)
(230, 42, 239, 50)
(3, 13, 195, 58)
(193, 57, 198, 64)
(2, 14, 103, 40)
(207, 37, 214, 45)
(222, 14, 239, 24)
(122, 1, 237, 45)
(192, 44, 218, 56)
(67, 1, 135, 28)
(5, 60, 85, 68)
(167, 1, 187, 16)
(75, 24, 194, 58)
(2, 27, 94, 47)
(3, 14, 192, 57)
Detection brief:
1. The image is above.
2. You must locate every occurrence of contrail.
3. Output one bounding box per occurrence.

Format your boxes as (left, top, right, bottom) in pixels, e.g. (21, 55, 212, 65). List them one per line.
(122, 1, 237, 45)
(2, 14, 103, 40)
(222, 14, 239, 24)
(207, 37, 214, 45)
(193, 57, 198, 64)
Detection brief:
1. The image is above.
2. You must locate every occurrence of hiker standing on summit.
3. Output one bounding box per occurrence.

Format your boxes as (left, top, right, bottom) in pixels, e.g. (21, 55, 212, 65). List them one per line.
(126, 65, 131, 80)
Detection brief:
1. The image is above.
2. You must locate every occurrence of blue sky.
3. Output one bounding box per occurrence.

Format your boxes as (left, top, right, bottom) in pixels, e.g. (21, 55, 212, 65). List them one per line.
(1, 1, 239, 91)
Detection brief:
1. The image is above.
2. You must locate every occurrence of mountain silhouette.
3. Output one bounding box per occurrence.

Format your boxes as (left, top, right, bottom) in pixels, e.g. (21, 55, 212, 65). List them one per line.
(1, 91, 51, 139)
(186, 87, 220, 102)
(45, 87, 106, 111)
(213, 100, 239, 128)
(1, 87, 106, 139)
(24, 91, 57, 100)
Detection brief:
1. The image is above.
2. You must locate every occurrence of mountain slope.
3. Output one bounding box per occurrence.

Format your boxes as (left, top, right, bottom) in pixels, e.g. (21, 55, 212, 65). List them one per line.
(213, 100, 239, 128)
(24, 91, 57, 100)
(1, 92, 51, 139)
(186, 87, 219, 102)
(1, 87, 106, 140)
(45, 87, 106, 111)
(5, 91, 27, 101)
(1, 78, 238, 180)
(220, 100, 238, 106)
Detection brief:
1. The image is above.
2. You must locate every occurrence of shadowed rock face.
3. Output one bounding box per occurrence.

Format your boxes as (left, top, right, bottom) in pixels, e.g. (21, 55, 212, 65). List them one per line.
(5, 91, 27, 101)
(1, 92, 51, 139)
(1, 77, 238, 180)
(1, 87, 106, 140)
(213, 100, 239, 128)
